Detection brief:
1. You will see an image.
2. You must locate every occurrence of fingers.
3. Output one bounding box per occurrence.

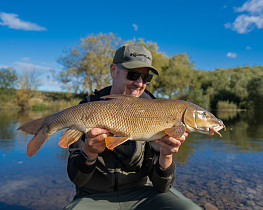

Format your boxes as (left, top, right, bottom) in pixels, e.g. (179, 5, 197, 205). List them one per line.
(87, 128, 109, 137)
(84, 128, 108, 156)
(155, 141, 179, 153)
(86, 128, 109, 144)
(155, 137, 181, 153)
(161, 136, 181, 146)
(173, 131, 188, 143)
(154, 132, 188, 155)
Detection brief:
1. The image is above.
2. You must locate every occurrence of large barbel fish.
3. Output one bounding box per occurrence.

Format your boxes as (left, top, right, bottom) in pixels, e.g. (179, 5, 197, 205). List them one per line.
(18, 95, 225, 157)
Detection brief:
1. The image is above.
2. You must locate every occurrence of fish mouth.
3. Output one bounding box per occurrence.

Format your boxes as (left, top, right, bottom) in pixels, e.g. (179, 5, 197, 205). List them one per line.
(209, 123, 226, 137)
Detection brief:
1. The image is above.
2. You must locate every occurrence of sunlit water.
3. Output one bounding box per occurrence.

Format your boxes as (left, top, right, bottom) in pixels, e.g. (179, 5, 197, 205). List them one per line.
(0, 110, 262, 209)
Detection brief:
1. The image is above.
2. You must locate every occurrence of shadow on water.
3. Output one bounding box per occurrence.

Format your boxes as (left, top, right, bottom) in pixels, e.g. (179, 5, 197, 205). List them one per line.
(0, 109, 263, 209)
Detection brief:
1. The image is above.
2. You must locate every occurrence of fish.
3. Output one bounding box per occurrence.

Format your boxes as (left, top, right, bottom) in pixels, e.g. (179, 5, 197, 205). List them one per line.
(17, 95, 225, 157)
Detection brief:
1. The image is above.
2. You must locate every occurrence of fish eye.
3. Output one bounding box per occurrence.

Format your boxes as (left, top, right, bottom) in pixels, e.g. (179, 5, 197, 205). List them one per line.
(203, 112, 207, 116)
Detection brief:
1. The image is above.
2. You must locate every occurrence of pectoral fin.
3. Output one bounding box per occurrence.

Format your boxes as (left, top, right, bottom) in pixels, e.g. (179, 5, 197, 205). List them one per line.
(164, 124, 186, 139)
(105, 136, 129, 150)
(59, 129, 83, 148)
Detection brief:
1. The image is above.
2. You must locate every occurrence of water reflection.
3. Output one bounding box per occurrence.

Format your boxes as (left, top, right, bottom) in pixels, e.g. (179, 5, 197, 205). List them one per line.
(0, 111, 19, 149)
(174, 110, 263, 167)
(0, 109, 263, 209)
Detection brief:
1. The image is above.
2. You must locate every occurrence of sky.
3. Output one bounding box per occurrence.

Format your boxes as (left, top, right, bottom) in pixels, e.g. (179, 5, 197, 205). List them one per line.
(1, 0, 263, 92)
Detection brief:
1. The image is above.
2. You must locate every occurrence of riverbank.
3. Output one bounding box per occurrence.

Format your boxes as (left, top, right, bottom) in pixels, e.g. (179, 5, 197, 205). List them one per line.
(0, 89, 82, 111)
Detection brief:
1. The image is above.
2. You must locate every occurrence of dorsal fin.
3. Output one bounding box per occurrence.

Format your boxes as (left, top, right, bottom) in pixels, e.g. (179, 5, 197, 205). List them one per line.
(100, 94, 138, 100)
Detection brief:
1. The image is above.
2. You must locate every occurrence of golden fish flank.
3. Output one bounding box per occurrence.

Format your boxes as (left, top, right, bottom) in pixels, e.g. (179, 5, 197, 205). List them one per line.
(17, 95, 225, 157)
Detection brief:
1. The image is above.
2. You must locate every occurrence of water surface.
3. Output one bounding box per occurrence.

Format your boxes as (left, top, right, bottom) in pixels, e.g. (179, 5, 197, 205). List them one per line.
(0, 110, 262, 209)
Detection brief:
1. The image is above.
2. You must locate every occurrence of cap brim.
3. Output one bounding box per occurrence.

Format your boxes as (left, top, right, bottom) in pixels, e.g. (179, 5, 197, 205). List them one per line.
(122, 61, 159, 75)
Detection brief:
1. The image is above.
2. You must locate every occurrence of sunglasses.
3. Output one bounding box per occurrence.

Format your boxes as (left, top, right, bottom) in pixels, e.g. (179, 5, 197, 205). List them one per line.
(116, 64, 153, 84)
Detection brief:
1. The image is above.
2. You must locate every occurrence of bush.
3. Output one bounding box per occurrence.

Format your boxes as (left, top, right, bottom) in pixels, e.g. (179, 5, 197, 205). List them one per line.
(217, 100, 238, 110)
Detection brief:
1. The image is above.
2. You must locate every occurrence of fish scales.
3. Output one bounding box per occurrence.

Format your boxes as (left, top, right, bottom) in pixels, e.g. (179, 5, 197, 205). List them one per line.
(81, 98, 179, 139)
(17, 95, 225, 156)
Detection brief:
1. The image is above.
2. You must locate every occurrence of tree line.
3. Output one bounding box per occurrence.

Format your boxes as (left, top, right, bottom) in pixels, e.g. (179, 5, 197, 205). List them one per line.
(1, 33, 263, 110)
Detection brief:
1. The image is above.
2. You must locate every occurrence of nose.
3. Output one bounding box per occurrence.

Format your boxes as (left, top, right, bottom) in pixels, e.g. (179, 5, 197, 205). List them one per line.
(134, 76, 144, 87)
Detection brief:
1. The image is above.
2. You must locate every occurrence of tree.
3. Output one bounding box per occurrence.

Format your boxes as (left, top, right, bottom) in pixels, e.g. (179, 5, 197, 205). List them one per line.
(186, 70, 210, 108)
(0, 67, 17, 89)
(247, 76, 263, 109)
(57, 33, 121, 94)
(17, 70, 40, 109)
(18, 70, 40, 91)
(154, 53, 195, 99)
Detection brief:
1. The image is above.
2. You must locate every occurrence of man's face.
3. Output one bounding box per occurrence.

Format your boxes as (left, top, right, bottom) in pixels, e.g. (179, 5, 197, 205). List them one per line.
(110, 64, 150, 97)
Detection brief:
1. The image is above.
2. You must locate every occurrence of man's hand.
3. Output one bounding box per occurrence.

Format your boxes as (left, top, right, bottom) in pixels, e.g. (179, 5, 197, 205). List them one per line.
(154, 132, 188, 169)
(155, 132, 188, 156)
(82, 128, 109, 164)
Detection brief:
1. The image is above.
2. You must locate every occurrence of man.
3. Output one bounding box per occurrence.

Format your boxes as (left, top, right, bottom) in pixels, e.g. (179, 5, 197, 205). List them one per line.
(65, 44, 201, 209)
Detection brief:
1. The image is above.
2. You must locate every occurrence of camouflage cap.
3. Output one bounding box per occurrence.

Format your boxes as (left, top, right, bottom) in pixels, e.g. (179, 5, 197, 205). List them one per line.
(113, 44, 159, 75)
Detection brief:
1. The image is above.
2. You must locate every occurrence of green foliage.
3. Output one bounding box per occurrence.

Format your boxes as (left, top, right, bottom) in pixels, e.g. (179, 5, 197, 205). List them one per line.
(247, 76, 263, 110)
(58, 32, 121, 94)
(16, 89, 32, 110)
(31, 103, 48, 110)
(0, 88, 18, 109)
(217, 100, 238, 110)
(186, 88, 210, 109)
(0, 67, 17, 89)
(152, 53, 196, 99)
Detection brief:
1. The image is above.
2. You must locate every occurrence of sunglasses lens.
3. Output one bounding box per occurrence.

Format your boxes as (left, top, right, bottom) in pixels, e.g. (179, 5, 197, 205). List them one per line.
(126, 71, 153, 84)
(142, 74, 153, 84)
(126, 71, 141, 81)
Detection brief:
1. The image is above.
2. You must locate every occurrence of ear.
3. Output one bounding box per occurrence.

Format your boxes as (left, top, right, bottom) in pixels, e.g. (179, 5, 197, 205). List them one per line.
(110, 63, 117, 78)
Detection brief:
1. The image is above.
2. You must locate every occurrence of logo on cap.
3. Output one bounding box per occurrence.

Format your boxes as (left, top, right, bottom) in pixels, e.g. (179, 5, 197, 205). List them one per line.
(129, 53, 152, 61)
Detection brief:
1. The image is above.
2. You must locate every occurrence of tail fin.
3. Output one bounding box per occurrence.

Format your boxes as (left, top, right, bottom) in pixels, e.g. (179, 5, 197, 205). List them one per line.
(17, 117, 46, 135)
(18, 117, 50, 157)
(27, 128, 51, 157)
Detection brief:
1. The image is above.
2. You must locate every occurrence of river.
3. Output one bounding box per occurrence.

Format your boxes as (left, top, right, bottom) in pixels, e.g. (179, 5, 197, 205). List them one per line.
(0, 109, 262, 209)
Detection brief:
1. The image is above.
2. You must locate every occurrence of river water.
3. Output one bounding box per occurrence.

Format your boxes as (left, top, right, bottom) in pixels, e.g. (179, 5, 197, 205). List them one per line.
(0, 109, 262, 209)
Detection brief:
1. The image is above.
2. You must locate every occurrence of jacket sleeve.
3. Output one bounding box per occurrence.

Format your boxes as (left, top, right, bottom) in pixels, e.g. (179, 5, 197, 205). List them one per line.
(146, 142, 176, 193)
(67, 135, 97, 188)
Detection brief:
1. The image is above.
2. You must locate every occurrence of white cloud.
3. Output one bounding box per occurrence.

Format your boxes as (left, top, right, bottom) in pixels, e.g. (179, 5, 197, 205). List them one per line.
(235, 0, 263, 14)
(14, 62, 51, 71)
(132, 23, 138, 31)
(0, 12, 46, 31)
(225, 0, 263, 33)
(21, 57, 30, 61)
(246, 46, 252, 50)
(227, 52, 237, 58)
(225, 14, 263, 33)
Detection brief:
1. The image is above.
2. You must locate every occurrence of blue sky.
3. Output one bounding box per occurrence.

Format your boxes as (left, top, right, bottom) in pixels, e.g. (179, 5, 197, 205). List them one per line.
(1, 0, 263, 92)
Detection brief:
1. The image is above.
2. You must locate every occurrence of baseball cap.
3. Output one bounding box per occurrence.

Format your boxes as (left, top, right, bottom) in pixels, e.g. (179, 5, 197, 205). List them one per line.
(113, 44, 159, 75)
